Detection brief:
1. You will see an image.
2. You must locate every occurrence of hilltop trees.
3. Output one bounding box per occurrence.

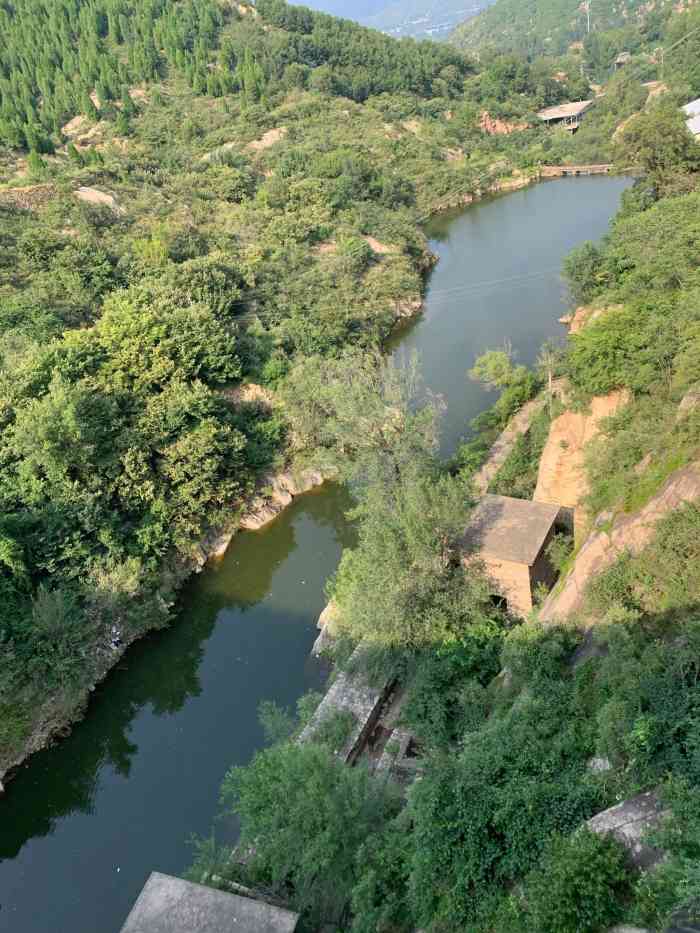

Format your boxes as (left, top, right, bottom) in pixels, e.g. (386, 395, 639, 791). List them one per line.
(0, 0, 477, 152)
(615, 101, 700, 194)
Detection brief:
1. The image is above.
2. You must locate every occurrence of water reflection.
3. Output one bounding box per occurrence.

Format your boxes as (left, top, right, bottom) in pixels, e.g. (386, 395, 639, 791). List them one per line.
(1, 485, 353, 933)
(0, 179, 630, 933)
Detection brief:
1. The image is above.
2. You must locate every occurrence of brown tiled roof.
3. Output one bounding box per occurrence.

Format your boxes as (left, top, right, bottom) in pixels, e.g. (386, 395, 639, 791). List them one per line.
(537, 100, 593, 121)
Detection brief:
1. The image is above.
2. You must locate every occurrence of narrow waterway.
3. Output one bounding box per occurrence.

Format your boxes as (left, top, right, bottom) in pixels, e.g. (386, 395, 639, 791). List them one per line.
(0, 176, 631, 933)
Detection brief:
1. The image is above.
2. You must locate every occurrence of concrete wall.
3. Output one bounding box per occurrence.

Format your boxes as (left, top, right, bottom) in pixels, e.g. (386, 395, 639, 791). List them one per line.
(481, 554, 533, 617)
(529, 526, 559, 596)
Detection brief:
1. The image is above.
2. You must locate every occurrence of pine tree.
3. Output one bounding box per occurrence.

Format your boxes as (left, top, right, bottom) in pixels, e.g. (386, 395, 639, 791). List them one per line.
(81, 90, 99, 121)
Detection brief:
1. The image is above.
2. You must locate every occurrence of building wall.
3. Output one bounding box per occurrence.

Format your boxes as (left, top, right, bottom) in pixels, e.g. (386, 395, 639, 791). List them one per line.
(529, 527, 559, 597)
(480, 554, 533, 617)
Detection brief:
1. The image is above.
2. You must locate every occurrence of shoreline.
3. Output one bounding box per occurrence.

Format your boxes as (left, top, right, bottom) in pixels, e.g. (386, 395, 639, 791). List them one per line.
(425, 162, 613, 218)
(0, 167, 617, 790)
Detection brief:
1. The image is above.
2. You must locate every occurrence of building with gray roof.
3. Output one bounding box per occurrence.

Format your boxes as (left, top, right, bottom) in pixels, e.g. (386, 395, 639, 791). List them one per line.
(120, 873, 299, 933)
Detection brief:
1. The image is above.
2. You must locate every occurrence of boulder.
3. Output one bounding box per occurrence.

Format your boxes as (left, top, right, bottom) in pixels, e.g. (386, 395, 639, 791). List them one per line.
(74, 186, 124, 215)
(587, 791, 667, 870)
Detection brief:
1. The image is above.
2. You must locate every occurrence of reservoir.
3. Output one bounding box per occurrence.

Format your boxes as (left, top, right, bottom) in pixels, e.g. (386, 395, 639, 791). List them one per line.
(0, 175, 631, 933)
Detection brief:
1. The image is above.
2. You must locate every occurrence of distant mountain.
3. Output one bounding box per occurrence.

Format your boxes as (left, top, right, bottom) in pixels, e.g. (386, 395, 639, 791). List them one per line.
(299, 0, 493, 39)
(298, 0, 386, 17)
(366, 0, 494, 39)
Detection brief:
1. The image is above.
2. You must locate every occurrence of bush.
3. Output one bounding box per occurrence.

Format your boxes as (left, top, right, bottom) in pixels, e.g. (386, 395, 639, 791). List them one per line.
(221, 743, 401, 923)
(563, 241, 607, 305)
(517, 829, 631, 933)
(566, 308, 656, 396)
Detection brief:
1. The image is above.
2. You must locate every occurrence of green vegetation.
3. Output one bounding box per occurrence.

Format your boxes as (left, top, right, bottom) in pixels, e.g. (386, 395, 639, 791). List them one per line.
(223, 741, 402, 926)
(4, 0, 700, 927)
(199, 575, 700, 930)
(451, 0, 681, 63)
(560, 101, 700, 522)
(503, 829, 632, 933)
(2, 0, 609, 773)
(488, 406, 552, 498)
(192, 20, 700, 931)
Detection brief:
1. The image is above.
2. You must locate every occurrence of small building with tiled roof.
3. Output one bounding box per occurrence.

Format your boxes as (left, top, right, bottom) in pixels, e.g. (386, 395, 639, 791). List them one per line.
(120, 873, 300, 933)
(461, 495, 569, 617)
(537, 99, 594, 131)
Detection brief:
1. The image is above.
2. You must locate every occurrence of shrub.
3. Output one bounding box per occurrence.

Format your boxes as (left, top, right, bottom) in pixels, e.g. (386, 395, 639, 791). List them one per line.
(518, 829, 631, 933)
(566, 308, 656, 396)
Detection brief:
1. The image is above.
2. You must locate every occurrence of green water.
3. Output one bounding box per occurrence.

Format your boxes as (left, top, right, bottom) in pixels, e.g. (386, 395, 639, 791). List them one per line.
(0, 176, 631, 933)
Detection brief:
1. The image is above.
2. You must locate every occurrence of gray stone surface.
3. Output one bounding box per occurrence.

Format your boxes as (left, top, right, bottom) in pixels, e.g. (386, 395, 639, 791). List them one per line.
(587, 791, 667, 870)
(120, 872, 299, 933)
(298, 647, 393, 763)
(610, 926, 653, 932)
(588, 756, 613, 773)
(461, 494, 562, 566)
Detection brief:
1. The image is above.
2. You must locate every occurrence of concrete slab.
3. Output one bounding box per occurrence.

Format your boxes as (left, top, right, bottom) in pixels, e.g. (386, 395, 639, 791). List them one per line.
(298, 647, 393, 764)
(120, 872, 299, 933)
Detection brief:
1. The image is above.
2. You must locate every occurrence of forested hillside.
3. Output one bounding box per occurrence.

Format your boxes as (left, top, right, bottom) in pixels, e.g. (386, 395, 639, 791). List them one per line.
(291, 0, 494, 39)
(4, 0, 700, 927)
(451, 0, 693, 61)
(190, 49, 700, 933)
(0, 0, 598, 779)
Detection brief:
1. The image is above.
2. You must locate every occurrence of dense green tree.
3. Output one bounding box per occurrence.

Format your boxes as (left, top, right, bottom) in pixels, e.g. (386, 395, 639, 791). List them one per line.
(221, 742, 401, 924)
(615, 101, 700, 189)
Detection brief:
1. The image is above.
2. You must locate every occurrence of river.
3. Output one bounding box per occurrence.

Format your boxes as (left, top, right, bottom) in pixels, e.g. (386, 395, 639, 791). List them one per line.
(0, 175, 631, 933)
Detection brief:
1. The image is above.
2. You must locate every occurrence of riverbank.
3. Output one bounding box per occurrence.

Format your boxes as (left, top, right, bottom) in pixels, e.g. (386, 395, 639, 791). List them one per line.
(1, 176, 632, 933)
(0, 462, 337, 791)
(0, 168, 512, 788)
(1, 159, 628, 791)
(425, 162, 613, 217)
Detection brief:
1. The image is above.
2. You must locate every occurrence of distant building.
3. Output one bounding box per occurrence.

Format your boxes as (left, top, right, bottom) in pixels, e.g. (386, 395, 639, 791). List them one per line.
(614, 51, 631, 70)
(683, 98, 700, 138)
(537, 99, 594, 132)
(461, 495, 570, 617)
(120, 872, 300, 933)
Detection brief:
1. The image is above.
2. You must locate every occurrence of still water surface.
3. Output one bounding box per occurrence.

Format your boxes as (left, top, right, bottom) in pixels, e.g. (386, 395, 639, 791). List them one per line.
(0, 176, 631, 933)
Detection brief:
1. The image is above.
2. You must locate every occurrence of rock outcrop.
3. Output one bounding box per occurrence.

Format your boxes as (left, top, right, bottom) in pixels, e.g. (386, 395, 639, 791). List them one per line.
(246, 126, 287, 152)
(560, 304, 618, 334)
(480, 111, 529, 135)
(238, 469, 327, 533)
(312, 600, 341, 656)
(587, 791, 667, 870)
(74, 186, 125, 214)
(533, 389, 628, 536)
(0, 184, 56, 211)
(677, 384, 700, 421)
(540, 461, 700, 622)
